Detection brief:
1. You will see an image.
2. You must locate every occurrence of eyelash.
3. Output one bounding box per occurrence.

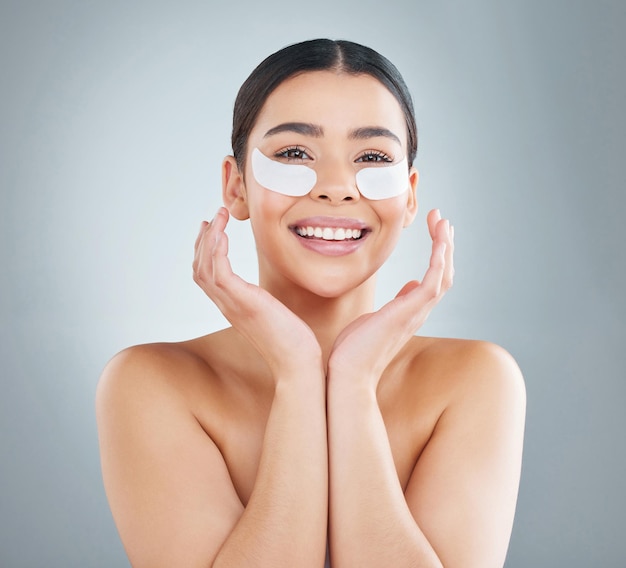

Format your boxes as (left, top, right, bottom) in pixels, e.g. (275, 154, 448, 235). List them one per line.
(274, 146, 311, 161)
(274, 147, 393, 164)
(356, 150, 393, 163)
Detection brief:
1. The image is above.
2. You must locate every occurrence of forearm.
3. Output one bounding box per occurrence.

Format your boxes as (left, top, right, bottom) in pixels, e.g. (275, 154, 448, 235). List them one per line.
(327, 382, 442, 568)
(214, 374, 328, 568)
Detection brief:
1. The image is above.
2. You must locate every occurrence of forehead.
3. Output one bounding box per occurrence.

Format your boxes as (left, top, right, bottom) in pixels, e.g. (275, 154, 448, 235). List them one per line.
(250, 71, 407, 144)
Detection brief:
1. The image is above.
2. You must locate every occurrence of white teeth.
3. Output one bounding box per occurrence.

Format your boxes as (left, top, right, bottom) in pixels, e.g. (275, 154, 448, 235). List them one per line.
(294, 226, 363, 241)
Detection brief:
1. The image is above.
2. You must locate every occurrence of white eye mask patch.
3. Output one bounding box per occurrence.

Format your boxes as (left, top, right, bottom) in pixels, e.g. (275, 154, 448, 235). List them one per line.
(355, 158, 409, 200)
(251, 148, 409, 200)
(251, 148, 317, 196)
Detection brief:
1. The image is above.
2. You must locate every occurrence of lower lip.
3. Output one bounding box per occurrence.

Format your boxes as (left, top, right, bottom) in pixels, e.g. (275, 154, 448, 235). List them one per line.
(292, 232, 367, 256)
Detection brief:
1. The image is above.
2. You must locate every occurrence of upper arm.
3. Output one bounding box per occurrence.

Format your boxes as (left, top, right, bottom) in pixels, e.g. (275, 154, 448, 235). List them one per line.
(96, 346, 244, 568)
(404, 342, 526, 568)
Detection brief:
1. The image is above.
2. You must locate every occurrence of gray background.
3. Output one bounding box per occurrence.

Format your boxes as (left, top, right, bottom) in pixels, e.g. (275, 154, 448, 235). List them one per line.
(1, 0, 624, 566)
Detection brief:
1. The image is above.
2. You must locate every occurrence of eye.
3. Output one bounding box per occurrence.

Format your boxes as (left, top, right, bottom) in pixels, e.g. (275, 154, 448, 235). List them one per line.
(356, 150, 393, 164)
(274, 146, 311, 162)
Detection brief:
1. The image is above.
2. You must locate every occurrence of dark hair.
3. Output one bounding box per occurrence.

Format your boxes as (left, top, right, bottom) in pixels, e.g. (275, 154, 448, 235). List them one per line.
(231, 39, 418, 170)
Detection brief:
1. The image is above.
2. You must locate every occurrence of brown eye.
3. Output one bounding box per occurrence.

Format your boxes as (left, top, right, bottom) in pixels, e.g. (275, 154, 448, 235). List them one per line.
(275, 146, 311, 161)
(356, 151, 392, 163)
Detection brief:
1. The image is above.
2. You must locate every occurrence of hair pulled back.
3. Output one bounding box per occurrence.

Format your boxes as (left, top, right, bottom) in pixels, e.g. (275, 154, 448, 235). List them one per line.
(231, 39, 418, 170)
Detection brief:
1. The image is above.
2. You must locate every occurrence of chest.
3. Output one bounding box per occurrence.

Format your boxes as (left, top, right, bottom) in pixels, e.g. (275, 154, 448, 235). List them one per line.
(200, 382, 442, 507)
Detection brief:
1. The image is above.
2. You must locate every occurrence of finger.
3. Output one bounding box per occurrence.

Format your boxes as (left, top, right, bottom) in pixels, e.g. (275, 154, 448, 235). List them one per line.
(433, 217, 453, 289)
(194, 220, 210, 252)
(193, 208, 229, 288)
(390, 216, 446, 308)
(418, 237, 447, 304)
(207, 206, 229, 244)
(213, 206, 229, 228)
(442, 222, 455, 290)
(378, 248, 443, 338)
(427, 208, 441, 241)
(194, 206, 228, 253)
(192, 225, 214, 288)
(211, 229, 232, 288)
(395, 280, 421, 298)
(208, 221, 263, 318)
(375, 218, 449, 337)
(198, 208, 229, 259)
(390, 236, 445, 315)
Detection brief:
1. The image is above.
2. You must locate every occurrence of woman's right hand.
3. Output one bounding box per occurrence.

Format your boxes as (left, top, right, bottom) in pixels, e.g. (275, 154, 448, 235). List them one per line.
(193, 207, 323, 378)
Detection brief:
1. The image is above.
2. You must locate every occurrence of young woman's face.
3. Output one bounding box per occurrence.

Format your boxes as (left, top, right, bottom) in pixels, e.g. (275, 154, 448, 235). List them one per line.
(228, 70, 418, 298)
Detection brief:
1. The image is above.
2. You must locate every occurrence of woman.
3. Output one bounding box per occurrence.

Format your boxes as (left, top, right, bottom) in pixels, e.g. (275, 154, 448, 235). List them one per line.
(97, 39, 525, 568)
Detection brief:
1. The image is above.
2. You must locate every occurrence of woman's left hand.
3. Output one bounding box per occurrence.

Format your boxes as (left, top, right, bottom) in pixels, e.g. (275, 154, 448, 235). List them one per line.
(327, 209, 454, 387)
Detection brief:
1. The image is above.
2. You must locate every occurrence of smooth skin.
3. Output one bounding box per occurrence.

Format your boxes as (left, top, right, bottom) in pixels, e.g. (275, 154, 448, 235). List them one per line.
(97, 71, 525, 568)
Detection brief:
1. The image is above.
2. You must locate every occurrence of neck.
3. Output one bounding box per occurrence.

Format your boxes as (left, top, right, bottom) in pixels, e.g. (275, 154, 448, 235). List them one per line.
(260, 272, 377, 367)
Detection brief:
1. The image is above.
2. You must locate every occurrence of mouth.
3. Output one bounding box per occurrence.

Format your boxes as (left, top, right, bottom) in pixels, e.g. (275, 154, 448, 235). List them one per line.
(289, 217, 370, 242)
(292, 225, 365, 241)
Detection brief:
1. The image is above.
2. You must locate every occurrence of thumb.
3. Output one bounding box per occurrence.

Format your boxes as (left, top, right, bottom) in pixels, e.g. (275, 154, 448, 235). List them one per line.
(395, 280, 421, 298)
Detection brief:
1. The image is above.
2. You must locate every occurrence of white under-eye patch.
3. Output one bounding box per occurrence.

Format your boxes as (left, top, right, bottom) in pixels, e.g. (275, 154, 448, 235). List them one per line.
(251, 148, 317, 196)
(355, 158, 409, 200)
(251, 147, 409, 200)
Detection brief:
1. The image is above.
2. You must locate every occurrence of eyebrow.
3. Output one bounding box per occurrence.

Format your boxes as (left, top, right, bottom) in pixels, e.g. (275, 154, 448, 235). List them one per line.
(264, 122, 324, 138)
(263, 122, 402, 146)
(348, 126, 402, 146)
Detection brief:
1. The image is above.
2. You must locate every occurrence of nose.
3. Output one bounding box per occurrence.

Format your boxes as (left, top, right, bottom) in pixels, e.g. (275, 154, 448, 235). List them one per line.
(309, 159, 360, 204)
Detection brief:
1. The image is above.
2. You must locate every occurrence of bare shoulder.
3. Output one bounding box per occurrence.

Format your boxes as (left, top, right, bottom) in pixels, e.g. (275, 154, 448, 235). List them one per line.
(95, 332, 232, 421)
(380, 337, 525, 495)
(98, 337, 211, 392)
(402, 338, 526, 567)
(95, 333, 245, 567)
(404, 336, 526, 408)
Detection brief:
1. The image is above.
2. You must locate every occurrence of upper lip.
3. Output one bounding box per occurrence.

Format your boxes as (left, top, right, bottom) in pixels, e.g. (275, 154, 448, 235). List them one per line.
(289, 216, 370, 230)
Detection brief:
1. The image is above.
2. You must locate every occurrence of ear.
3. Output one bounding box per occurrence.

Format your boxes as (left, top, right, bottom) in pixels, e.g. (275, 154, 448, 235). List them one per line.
(222, 155, 249, 220)
(402, 167, 419, 227)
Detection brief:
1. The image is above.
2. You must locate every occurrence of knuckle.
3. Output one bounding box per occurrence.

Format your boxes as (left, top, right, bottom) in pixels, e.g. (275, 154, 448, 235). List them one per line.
(212, 270, 226, 289)
(193, 263, 211, 287)
(426, 285, 439, 301)
(192, 272, 204, 287)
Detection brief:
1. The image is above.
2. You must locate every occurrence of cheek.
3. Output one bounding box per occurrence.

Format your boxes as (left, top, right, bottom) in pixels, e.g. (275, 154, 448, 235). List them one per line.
(378, 196, 410, 227)
(246, 186, 294, 241)
(248, 186, 292, 218)
(375, 200, 409, 249)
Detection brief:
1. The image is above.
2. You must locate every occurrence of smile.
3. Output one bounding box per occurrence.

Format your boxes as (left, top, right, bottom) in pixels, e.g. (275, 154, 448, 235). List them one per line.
(293, 226, 363, 241)
(289, 216, 370, 256)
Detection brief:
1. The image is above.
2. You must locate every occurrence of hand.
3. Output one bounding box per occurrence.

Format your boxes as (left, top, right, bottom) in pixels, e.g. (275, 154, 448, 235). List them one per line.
(327, 209, 454, 386)
(193, 207, 323, 377)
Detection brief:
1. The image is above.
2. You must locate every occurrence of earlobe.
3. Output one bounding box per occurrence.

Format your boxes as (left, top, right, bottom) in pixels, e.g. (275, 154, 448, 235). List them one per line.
(222, 155, 250, 220)
(403, 167, 419, 227)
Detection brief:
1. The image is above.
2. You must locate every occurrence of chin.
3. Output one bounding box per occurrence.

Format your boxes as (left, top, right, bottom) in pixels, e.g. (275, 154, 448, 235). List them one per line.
(292, 272, 376, 301)
(304, 284, 348, 299)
